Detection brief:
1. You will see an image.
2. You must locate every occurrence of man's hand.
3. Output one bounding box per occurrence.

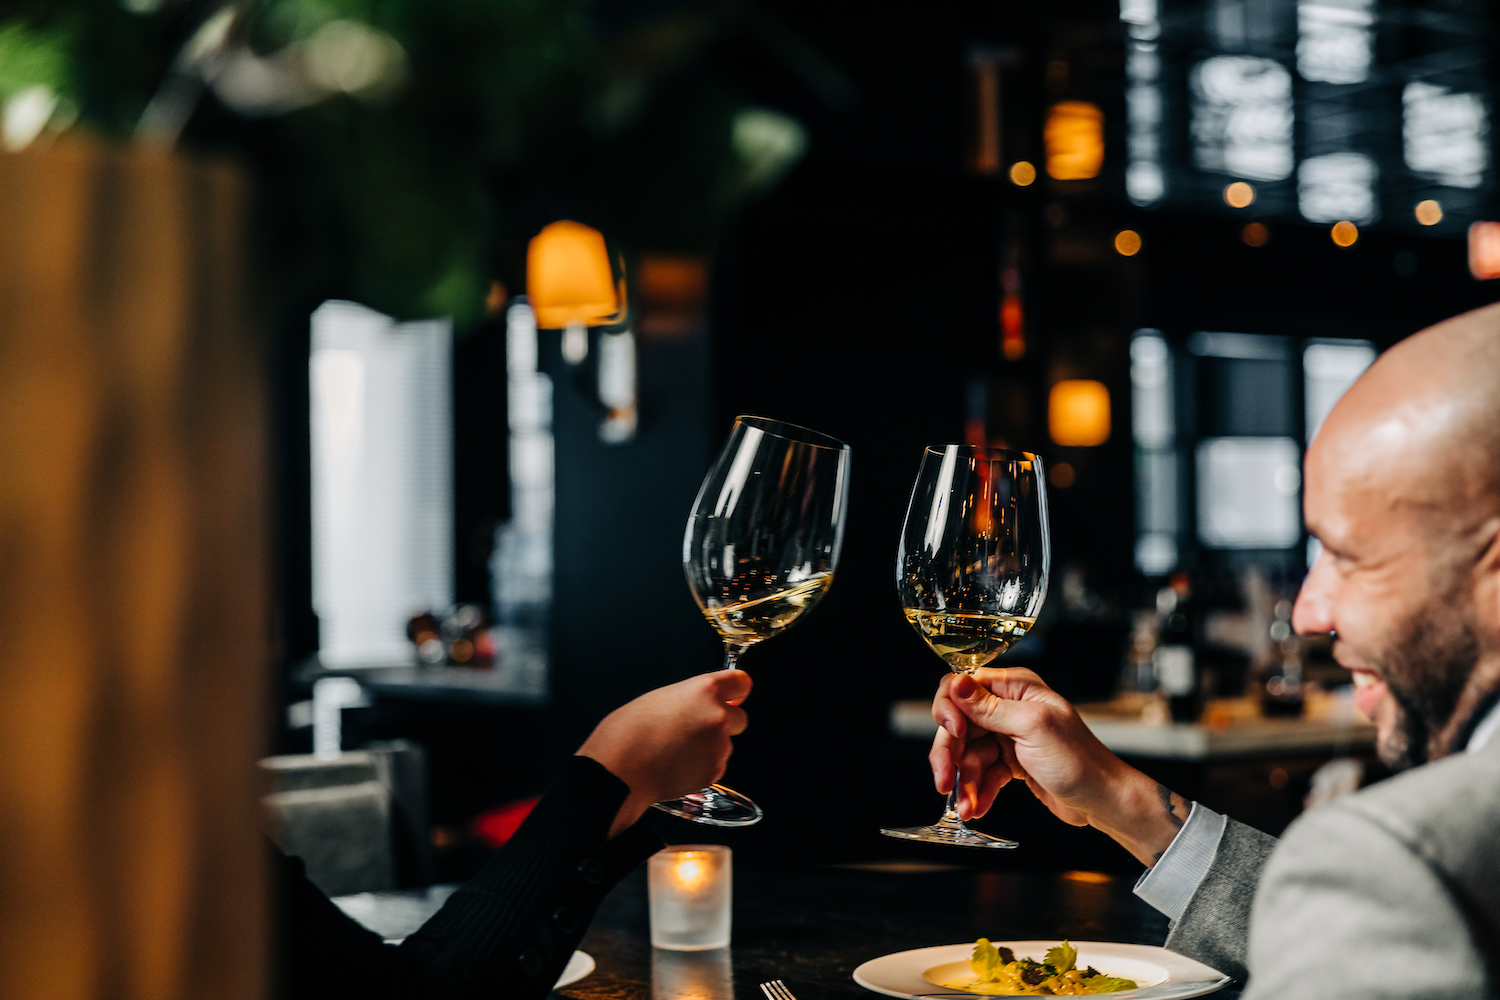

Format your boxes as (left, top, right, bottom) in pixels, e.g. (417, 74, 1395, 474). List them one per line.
(579, 670, 751, 838)
(930, 667, 1190, 866)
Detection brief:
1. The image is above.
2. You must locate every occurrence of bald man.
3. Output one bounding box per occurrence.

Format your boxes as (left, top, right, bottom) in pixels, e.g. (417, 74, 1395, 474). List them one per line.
(929, 305, 1500, 998)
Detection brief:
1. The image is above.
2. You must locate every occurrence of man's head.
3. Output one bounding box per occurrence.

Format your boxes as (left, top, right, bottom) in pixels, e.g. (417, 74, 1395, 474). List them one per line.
(1293, 302, 1500, 768)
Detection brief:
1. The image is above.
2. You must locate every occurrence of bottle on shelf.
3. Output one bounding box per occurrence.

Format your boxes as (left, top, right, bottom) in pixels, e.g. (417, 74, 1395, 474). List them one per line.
(1154, 571, 1201, 723)
(1259, 599, 1306, 717)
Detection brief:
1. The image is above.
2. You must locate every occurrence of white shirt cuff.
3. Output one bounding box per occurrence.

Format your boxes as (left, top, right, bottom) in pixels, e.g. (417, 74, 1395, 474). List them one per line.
(1132, 802, 1225, 921)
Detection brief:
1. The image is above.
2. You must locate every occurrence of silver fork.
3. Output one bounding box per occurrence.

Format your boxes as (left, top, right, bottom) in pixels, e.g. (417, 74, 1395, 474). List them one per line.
(761, 979, 798, 1000)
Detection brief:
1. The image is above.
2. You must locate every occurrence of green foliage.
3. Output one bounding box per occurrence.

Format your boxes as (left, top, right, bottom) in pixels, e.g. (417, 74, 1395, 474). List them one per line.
(0, 0, 818, 329)
(0, 20, 70, 101)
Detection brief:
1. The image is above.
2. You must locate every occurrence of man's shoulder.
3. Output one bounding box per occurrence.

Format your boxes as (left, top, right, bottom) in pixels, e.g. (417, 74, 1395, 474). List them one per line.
(1281, 741, 1500, 887)
(1247, 744, 1500, 998)
(1341, 741, 1500, 840)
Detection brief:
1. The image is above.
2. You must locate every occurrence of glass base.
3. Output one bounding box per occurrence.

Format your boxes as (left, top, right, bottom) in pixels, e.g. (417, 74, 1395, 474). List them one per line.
(880, 818, 1019, 849)
(653, 784, 764, 827)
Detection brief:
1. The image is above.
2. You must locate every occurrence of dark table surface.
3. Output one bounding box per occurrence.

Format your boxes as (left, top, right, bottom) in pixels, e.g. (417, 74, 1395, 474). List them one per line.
(336, 862, 1236, 1000)
(557, 862, 1207, 1000)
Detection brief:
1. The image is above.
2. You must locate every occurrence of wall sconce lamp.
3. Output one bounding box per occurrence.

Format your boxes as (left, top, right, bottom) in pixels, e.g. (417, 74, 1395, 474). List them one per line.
(525, 220, 636, 442)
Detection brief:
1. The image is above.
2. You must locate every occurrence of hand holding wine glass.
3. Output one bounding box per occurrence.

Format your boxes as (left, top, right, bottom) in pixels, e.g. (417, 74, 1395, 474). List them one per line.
(929, 664, 1199, 869)
(655, 415, 850, 827)
(578, 669, 753, 838)
(882, 445, 1049, 848)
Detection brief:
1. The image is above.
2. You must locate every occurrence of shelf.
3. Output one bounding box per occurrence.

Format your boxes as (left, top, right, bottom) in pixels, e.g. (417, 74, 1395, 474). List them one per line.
(294, 659, 547, 706)
(887, 698, 1375, 761)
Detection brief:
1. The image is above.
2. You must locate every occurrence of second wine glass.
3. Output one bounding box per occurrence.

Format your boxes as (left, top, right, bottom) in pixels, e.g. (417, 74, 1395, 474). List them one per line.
(654, 415, 851, 827)
(881, 445, 1050, 848)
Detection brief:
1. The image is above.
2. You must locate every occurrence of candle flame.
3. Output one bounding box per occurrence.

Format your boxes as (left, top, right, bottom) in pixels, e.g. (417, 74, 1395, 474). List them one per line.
(674, 855, 705, 889)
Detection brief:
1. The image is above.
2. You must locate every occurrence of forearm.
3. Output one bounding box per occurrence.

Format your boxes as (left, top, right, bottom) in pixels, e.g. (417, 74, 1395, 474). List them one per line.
(577, 737, 653, 839)
(599, 773, 655, 840)
(1082, 761, 1192, 867)
(1166, 816, 1274, 984)
(405, 756, 661, 998)
(273, 757, 664, 1000)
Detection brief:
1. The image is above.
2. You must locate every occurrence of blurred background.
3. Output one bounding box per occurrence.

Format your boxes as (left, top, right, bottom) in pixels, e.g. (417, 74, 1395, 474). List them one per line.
(3, 0, 1499, 988)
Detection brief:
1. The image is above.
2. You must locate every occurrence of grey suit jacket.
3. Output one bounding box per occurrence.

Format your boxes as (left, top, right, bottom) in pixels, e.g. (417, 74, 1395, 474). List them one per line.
(1164, 739, 1500, 997)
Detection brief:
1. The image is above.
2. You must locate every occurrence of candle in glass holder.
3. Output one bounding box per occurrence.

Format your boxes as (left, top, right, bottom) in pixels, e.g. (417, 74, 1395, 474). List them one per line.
(647, 845, 731, 950)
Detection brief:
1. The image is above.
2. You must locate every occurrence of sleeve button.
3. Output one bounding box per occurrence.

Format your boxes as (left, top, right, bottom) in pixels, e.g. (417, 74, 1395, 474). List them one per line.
(577, 859, 603, 884)
(519, 949, 545, 977)
(553, 906, 579, 933)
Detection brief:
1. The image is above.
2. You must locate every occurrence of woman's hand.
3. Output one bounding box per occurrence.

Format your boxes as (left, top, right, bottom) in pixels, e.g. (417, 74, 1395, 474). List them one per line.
(579, 670, 752, 837)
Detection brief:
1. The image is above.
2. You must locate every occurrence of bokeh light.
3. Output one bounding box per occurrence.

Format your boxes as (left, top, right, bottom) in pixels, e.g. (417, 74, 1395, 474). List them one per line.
(1468, 222, 1500, 280)
(1242, 222, 1270, 247)
(1009, 160, 1037, 186)
(303, 19, 408, 97)
(1044, 101, 1104, 180)
(1415, 200, 1443, 226)
(1049, 380, 1112, 447)
(1114, 229, 1142, 256)
(1223, 181, 1255, 208)
(1330, 221, 1359, 247)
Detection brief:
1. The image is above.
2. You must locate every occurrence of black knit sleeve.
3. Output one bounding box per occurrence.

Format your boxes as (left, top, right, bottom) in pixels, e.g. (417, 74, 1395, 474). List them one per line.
(274, 848, 417, 999)
(276, 755, 662, 1000)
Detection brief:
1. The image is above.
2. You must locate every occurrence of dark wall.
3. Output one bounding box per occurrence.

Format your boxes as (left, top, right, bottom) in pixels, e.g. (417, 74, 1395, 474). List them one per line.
(545, 326, 723, 756)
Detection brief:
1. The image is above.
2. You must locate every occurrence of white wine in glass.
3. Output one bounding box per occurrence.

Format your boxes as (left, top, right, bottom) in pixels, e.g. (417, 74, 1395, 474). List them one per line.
(882, 445, 1050, 848)
(656, 415, 851, 826)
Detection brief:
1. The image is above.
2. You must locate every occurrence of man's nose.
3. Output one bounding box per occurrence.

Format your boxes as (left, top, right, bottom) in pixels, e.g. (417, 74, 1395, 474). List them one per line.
(1292, 552, 1335, 636)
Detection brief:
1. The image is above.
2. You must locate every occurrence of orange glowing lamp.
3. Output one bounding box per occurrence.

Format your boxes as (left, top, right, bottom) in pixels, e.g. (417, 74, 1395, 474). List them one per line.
(526, 220, 626, 329)
(1049, 380, 1111, 447)
(1469, 222, 1500, 280)
(1044, 101, 1104, 180)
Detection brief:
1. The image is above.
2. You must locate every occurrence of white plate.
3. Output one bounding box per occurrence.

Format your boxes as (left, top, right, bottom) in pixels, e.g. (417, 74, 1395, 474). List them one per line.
(853, 942, 1230, 1000)
(555, 949, 596, 989)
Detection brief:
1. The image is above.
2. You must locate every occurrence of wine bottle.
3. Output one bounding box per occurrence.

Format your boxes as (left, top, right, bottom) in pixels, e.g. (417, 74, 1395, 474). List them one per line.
(1154, 572, 1201, 723)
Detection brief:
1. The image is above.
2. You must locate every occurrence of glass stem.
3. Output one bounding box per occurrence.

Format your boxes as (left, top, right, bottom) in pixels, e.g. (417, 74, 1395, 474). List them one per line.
(941, 768, 965, 827)
(701, 645, 745, 796)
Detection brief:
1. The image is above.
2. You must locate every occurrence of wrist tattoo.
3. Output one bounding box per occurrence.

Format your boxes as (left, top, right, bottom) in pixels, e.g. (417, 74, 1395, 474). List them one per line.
(1157, 783, 1187, 829)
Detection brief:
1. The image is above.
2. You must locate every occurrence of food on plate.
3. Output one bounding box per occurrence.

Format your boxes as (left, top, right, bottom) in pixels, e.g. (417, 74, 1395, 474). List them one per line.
(936, 939, 1139, 995)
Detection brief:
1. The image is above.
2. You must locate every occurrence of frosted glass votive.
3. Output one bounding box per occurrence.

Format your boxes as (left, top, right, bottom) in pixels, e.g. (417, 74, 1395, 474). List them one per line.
(647, 845, 732, 951)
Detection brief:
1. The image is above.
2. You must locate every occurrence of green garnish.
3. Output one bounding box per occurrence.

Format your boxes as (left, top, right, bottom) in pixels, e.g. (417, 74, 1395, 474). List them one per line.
(969, 939, 1001, 979)
(946, 938, 1139, 994)
(1085, 977, 1138, 992)
(1044, 941, 1078, 974)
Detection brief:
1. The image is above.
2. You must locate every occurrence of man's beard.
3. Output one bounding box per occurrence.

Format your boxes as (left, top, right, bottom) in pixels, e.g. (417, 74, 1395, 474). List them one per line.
(1370, 601, 1480, 770)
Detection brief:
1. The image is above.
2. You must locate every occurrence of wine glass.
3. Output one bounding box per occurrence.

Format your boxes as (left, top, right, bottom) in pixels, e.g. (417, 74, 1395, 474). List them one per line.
(655, 415, 851, 826)
(881, 445, 1050, 848)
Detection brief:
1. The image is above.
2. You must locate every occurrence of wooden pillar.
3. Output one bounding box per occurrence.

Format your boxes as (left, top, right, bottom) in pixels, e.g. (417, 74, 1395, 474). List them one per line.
(0, 138, 268, 1000)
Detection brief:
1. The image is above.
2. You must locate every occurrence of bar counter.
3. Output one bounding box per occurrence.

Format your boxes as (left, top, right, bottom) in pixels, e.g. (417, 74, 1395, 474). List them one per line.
(889, 698, 1374, 761)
